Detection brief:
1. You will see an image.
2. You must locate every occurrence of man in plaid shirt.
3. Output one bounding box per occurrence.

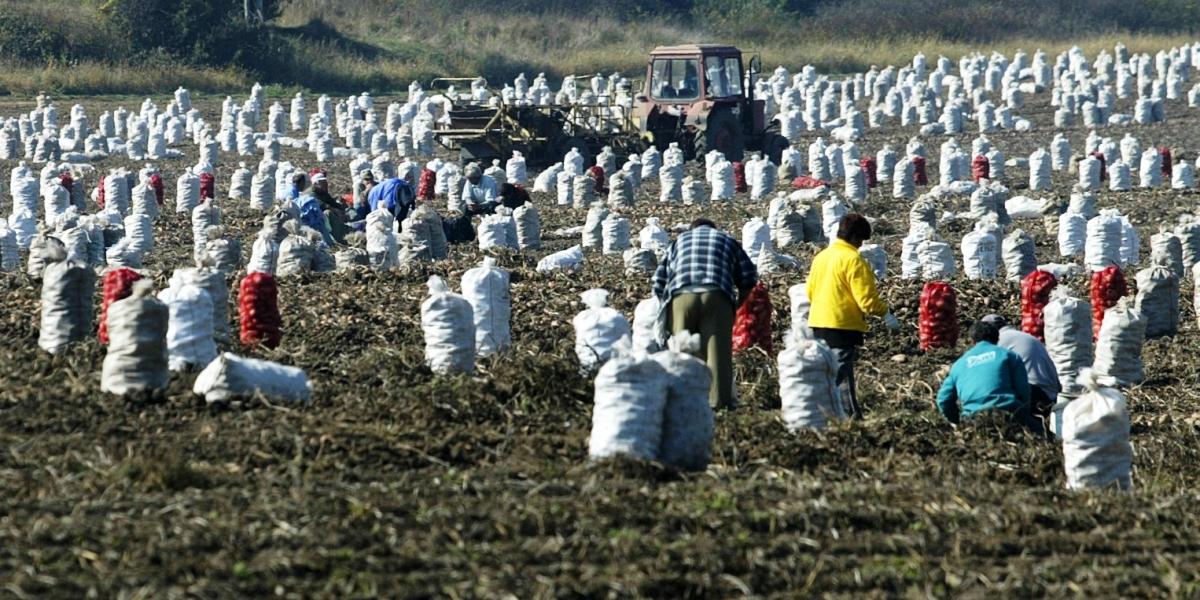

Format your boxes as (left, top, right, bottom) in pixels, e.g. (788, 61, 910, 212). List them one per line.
(653, 219, 758, 409)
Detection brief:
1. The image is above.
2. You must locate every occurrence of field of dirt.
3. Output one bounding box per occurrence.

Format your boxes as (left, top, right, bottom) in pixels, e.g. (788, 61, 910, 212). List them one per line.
(3, 88, 1200, 598)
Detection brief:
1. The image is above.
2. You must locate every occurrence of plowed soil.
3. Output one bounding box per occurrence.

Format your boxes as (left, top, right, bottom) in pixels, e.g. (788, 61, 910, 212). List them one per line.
(3, 91, 1200, 598)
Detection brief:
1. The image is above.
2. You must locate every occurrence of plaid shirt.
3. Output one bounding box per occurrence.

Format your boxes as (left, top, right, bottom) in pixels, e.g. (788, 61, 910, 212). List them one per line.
(652, 225, 758, 303)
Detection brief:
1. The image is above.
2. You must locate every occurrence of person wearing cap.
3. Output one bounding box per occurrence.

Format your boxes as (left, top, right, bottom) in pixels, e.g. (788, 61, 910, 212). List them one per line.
(461, 162, 500, 216)
(290, 172, 335, 246)
(980, 314, 1061, 418)
(311, 171, 349, 245)
(806, 213, 900, 418)
(937, 320, 1042, 433)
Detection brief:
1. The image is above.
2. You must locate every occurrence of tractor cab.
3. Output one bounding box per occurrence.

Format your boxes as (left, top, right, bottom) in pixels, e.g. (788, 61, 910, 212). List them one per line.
(633, 44, 782, 163)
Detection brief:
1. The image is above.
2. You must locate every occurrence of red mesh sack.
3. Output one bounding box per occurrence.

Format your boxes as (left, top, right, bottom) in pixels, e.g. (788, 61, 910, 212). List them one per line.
(911, 155, 928, 186)
(240, 272, 283, 349)
(417, 168, 437, 200)
(733, 161, 748, 193)
(99, 268, 143, 345)
(732, 283, 773, 354)
(199, 172, 215, 200)
(791, 175, 828, 190)
(58, 172, 74, 195)
(1160, 146, 1173, 179)
(860, 157, 878, 188)
(919, 281, 958, 351)
(1090, 265, 1128, 340)
(95, 176, 106, 209)
(149, 173, 165, 205)
(971, 154, 990, 182)
(1020, 270, 1058, 341)
(588, 166, 606, 193)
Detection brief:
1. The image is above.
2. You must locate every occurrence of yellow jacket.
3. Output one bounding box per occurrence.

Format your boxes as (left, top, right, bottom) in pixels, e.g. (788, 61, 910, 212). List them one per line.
(806, 239, 889, 332)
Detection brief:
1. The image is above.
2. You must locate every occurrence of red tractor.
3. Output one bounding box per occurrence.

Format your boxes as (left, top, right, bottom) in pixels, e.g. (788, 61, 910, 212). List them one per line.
(632, 44, 789, 163)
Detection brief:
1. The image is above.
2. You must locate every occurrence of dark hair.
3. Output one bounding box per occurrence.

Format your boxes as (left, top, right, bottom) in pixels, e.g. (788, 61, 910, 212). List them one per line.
(292, 172, 308, 187)
(691, 218, 717, 229)
(971, 320, 1000, 344)
(837, 213, 871, 242)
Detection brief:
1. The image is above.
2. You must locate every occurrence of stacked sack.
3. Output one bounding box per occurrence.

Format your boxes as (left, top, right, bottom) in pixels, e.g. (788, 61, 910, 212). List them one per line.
(732, 283, 773, 354)
(1062, 370, 1133, 490)
(38, 239, 95, 354)
(1043, 287, 1093, 394)
(100, 280, 169, 395)
(589, 331, 714, 471)
(239, 272, 282, 349)
(461, 257, 511, 357)
(573, 289, 631, 373)
(778, 329, 844, 430)
(421, 276, 476, 375)
(1093, 296, 1146, 387)
(1020, 270, 1058, 341)
(919, 281, 958, 351)
(1090, 265, 1128, 339)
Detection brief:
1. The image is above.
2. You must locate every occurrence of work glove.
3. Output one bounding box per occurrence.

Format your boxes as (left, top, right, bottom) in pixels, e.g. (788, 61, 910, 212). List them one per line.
(883, 312, 901, 331)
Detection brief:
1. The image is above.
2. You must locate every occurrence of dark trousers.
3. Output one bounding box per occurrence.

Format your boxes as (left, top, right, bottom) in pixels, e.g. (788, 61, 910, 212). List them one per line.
(465, 202, 498, 217)
(812, 328, 865, 419)
(1030, 386, 1054, 417)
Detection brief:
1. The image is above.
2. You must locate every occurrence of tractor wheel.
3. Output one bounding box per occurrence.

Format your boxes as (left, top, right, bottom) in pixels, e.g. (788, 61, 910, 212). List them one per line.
(695, 109, 744, 163)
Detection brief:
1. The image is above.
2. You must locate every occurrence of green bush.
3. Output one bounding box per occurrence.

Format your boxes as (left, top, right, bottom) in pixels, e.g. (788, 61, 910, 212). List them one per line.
(0, 11, 70, 63)
(99, 0, 281, 66)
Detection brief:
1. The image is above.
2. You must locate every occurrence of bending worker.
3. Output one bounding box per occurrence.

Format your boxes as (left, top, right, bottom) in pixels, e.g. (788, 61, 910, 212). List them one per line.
(653, 219, 758, 410)
(806, 213, 900, 418)
(937, 320, 1043, 434)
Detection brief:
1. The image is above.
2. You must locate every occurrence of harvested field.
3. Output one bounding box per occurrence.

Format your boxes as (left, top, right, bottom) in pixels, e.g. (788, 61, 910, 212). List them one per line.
(3, 81, 1200, 599)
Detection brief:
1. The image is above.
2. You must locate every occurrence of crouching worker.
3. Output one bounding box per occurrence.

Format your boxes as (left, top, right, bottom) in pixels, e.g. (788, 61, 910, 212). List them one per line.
(980, 314, 1060, 419)
(311, 171, 350, 245)
(461, 162, 499, 216)
(936, 320, 1044, 434)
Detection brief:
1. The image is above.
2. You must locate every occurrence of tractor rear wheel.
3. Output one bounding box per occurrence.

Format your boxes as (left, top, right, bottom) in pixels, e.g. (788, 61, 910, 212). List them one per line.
(695, 109, 744, 163)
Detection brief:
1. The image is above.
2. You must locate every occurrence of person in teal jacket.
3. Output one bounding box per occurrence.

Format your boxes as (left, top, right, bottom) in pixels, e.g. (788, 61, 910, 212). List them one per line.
(937, 320, 1042, 433)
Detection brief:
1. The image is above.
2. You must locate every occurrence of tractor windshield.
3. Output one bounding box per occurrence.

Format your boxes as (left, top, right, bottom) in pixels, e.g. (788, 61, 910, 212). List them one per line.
(650, 58, 701, 101)
(704, 55, 743, 98)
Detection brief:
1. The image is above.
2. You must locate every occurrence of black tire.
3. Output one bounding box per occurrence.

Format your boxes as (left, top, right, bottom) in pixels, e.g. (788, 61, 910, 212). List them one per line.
(695, 109, 744, 163)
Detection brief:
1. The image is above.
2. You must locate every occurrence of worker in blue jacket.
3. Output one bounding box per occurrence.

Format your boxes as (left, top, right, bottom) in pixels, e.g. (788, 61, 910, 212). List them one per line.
(936, 320, 1042, 433)
(352, 171, 416, 230)
(289, 173, 335, 246)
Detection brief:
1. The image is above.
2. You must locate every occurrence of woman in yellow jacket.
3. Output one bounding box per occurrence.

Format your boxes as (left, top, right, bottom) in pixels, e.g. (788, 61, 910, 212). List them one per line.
(807, 213, 900, 418)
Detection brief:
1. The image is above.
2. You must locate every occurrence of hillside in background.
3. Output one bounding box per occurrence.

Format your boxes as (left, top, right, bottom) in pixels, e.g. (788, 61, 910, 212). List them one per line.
(0, 0, 1198, 94)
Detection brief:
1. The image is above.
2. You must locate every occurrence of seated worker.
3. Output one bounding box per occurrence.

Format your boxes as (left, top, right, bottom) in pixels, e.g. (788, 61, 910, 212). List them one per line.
(936, 320, 1042, 433)
(287, 171, 307, 201)
(461, 162, 499, 216)
(290, 173, 334, 246)
(980, 314, 1061, 418)
(310, 171, 349, 245)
